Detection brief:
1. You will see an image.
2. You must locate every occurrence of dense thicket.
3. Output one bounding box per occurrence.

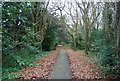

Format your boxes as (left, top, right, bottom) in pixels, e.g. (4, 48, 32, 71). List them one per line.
(2, 2, 62, 80)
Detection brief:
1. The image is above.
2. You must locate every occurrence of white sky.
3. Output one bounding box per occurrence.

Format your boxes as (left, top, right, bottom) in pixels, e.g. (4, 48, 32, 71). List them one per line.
(48, 0, 110, 28)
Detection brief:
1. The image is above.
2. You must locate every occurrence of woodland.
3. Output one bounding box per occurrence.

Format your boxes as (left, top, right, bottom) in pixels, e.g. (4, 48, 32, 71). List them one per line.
(1, 1, 120, 80)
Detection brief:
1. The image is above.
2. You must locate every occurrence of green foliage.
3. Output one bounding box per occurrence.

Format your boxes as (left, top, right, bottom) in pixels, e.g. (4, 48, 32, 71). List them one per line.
(67, 35, 84, 50)
(42, 13, 60, 51)
(2, 2, 42, 66)
(89, 28, 120, 78)
(2, 72, 23, 80)
(76, 37, 84, 50)
(2, 2, 61, 80)
(89, 29, 106, 52)
(97, 45, 120, 78)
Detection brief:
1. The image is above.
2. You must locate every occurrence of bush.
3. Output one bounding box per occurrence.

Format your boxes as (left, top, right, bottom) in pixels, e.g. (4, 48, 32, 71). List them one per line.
(96, 45, 120, 78)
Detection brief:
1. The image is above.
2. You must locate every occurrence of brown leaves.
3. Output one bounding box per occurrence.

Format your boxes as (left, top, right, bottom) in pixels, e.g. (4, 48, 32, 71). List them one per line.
(64, 47, 100, 79)
(16, 47, 61, 80)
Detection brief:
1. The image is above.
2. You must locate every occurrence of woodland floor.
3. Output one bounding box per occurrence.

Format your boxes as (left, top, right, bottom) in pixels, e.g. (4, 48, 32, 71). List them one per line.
(15, 46, 101, 80)
(16, 47, 61, 80)
(64, 47, 100, 79)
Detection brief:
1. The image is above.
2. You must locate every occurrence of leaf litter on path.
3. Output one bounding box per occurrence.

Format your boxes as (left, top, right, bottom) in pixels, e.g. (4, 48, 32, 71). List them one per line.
(64, 47, 100, 79)
(15, 47, 61, 80)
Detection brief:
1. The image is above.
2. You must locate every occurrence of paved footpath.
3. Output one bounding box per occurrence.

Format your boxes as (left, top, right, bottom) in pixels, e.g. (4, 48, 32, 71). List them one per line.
(49, 47, 72, 79)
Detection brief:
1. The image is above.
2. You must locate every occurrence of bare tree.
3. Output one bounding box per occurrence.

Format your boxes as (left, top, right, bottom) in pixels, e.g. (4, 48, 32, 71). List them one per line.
(63, 2, 80, 48)
(76, 1, 101, 54)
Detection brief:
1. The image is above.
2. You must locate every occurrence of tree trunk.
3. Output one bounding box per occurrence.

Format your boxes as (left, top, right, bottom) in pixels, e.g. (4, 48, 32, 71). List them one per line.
(117, 20, 120, 48)
(105, 3, 109, 44)
(85, 26, 89, 55)
(73, 37, 76, 49)
(116, 2, 120, 48)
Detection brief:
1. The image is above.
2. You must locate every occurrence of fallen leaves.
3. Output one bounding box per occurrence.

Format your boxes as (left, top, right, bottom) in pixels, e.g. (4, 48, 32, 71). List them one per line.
(15, 46, 101, 80)
(15, 47, 61, 80)
(64, 47, 100, 79)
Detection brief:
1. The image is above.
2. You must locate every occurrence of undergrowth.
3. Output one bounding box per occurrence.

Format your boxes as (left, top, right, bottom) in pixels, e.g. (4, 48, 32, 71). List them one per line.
(2, 49, 52, 80)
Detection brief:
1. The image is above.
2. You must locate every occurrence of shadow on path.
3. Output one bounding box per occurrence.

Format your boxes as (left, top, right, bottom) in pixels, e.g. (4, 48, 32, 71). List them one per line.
(49, 47, 72, 79)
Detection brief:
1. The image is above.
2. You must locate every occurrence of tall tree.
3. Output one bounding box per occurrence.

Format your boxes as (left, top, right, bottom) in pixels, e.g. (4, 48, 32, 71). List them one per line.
(104, 3, 110, 44)
(76, 2, 101, 54)
(63, 2, 79, 48)
(116, 2, 120, 48)
(31, 2, 50, 45)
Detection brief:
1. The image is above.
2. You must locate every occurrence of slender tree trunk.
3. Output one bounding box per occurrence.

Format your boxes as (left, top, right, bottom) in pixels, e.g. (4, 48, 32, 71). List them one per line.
(32, 12, 35, 31)
(116, 2, 120, 48)
(85, 26, 89, 55)
(105, 3, 109, 44)
(73, 37, 76, 49)
(84, 10, 89, 55)
(117, 20, 120, 48)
